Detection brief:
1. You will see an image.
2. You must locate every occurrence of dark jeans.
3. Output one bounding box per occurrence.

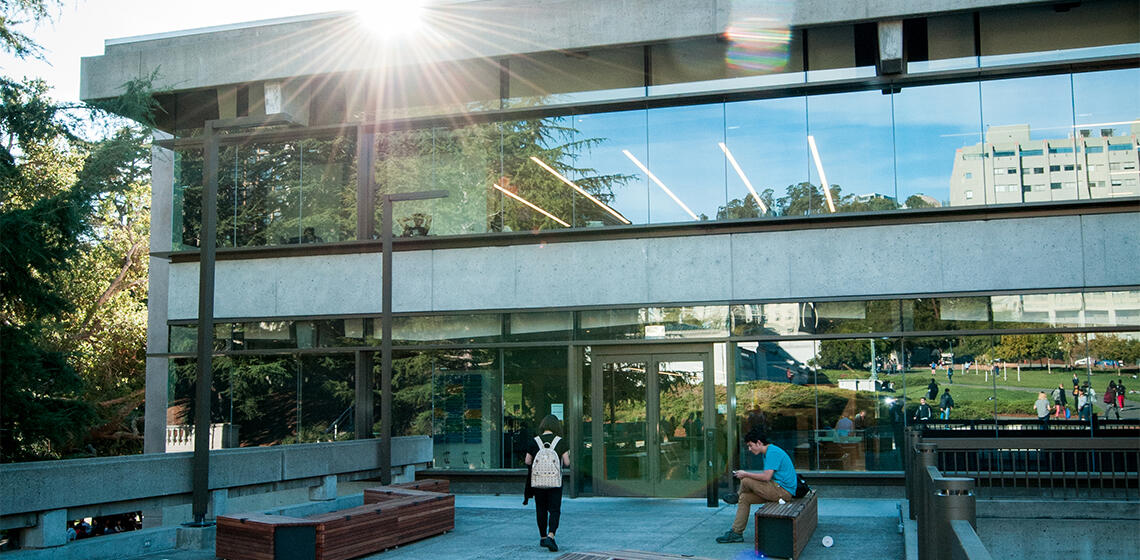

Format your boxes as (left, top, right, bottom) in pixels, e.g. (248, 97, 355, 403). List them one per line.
(533, 487, 562, 537)
(1038, 415, 1049, 430)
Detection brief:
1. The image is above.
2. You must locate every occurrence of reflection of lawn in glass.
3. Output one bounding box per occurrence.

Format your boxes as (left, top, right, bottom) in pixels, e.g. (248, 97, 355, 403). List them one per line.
(828, 366, 1136, 419)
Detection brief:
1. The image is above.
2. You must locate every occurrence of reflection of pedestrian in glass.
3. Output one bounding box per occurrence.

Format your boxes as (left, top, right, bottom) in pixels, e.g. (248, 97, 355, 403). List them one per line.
(300, 227, 323, 243)
(1077, 389, 1090, 421)
(939, 389, 955, 420)
(1105, 381, 1120, 420)
(947, 365, 953, 384)
(835, 415, 854, 437)
(1117, 381, 1127, 411)
(1051, 384, 1068, 418)
(1034, 392, 1050, 430)
(523, 414, 570, 552)
(927, 378, 939, 401)
(913, 397, 933, 422)
(1072, 372, 1080, 390)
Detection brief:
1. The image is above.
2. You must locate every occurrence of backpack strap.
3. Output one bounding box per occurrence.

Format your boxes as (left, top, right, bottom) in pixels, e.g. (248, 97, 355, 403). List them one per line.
(534, 436, 544, 448)
(549, 436, 561, 449)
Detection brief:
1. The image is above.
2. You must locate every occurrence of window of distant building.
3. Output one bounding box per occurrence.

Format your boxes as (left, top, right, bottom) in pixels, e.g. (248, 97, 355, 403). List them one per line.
(1063, 164, 1075, 171)
(994, 150, 1016, 157)
(1107, 143, 1133, 151)
(1086, 145, 1104, 154)
(1049, 165, 1061, 172)
(1049, 147, 1074, 154)
(964, 172, 973, 179)
(1034, 167, 1044, 174)
(965, 190, 974, 199)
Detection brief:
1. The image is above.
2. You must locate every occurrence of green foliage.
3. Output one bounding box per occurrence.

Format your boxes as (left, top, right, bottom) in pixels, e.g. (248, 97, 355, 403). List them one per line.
(904, 194, 937, 209)
(1, 54, 158, 460)
(0, 0, 57, 60)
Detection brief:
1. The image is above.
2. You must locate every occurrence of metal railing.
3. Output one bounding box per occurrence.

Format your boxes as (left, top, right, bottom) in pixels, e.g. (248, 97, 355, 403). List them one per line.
(908, 424, 1140, 500)
(911, 443, 992, 560)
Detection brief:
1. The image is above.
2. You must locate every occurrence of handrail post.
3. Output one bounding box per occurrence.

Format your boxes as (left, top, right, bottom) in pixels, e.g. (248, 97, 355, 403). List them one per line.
(931, 475, 975, 560)
(915, 443, 938, 559)
(906, 427, 924, 519)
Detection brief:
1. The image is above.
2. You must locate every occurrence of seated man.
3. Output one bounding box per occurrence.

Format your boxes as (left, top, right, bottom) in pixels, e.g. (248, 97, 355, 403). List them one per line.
(716, 427, 799, 543)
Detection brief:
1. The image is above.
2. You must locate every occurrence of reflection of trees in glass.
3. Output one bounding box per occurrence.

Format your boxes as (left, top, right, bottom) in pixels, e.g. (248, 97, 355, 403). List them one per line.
(718, 181, 900, 218)
(993, 334, 1062, 366)
(814, 339, 893, 370)
(175, 137, 356, 248)
(375, 117, 634, 236)
(377, 349, 498, 438)
(1085, 334, 1140, 366)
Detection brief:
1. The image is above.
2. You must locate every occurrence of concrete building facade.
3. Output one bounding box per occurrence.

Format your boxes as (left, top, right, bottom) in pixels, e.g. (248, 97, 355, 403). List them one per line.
(81, 0, 1139, 500)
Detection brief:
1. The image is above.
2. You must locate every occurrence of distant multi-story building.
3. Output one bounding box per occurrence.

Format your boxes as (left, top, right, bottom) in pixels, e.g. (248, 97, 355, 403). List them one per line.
(951, 123, 1140, 206)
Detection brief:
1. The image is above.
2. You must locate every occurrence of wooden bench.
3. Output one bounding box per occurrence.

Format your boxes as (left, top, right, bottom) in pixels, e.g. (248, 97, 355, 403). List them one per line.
(753, 490, 817, 560)
(217, 480, 454, 560)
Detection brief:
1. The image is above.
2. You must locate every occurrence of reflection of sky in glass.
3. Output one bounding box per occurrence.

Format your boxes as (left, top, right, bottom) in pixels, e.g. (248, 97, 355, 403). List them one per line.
(806, 91, 895, 199)
(893, 82, 983, 204)
(648, 104, 727, 222)
(572, 110, 649, 224)
(725, 97, 809, 204)
(553, 68, 1135, 224)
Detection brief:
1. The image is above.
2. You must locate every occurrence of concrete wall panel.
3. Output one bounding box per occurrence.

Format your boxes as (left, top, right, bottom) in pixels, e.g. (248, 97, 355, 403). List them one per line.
(646, 235, 732, 303)
(168, 212, 1140, 321)
(1079, 212, 1140, 287)
(431, 246, 516, 311)
(938, 216, 1084, 292)
(276, 253, 382, 316)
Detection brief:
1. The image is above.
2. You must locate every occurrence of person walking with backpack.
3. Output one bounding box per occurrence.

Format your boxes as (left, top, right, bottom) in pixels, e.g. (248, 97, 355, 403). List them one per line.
(524, 414, 570, 552)
(939, 389, 955, 420)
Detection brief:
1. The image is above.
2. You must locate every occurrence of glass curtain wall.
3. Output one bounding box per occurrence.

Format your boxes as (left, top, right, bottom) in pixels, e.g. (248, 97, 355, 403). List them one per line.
(172, 68, 1138, 247)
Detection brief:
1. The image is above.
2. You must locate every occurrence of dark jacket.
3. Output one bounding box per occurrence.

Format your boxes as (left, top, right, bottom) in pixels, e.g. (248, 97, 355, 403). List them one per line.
(914, 404, 933, 421)
(940, 393, 955, 410)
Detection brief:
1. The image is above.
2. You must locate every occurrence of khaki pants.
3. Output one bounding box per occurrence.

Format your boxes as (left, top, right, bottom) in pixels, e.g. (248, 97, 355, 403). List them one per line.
(732, 477, 793, 533)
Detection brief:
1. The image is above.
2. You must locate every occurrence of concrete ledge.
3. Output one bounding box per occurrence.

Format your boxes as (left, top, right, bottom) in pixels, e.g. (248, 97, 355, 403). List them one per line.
(0, 527, 177, 560)
(978, 499, 1140, 520)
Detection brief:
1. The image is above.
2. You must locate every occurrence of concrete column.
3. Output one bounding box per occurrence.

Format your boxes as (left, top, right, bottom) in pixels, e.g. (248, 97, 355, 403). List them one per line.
(21, 509, 68, 548)
(878, 20, 903, 74)
(145, 139, 174, 456)
(309, 475, 337, 501)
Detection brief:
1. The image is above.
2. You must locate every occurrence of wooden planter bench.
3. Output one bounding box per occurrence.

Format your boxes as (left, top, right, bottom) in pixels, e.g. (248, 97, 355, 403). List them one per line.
(217, 480, 454, 560)
(753, 490, 817, 560)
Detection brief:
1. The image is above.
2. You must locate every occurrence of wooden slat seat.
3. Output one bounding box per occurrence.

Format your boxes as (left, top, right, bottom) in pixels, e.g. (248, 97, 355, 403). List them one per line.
(753, 490, 818, 560)
(217, 480, 454, 560)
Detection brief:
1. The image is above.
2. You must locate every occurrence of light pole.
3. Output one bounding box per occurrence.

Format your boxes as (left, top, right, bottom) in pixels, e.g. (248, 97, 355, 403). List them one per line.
(378, 190, 447, 484)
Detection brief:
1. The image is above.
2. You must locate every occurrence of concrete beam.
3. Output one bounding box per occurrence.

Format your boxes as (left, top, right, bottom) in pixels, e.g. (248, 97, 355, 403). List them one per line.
(80, 0, 1049, 100)
(20, 510, 68, 549)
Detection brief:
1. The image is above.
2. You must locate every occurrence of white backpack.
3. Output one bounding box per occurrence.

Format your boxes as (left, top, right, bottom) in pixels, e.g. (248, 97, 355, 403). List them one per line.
(530, 435, 563, 488)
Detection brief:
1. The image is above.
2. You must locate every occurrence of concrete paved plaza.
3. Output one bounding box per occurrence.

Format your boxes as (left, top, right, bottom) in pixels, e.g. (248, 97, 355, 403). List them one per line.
(135, 494, 904, 560)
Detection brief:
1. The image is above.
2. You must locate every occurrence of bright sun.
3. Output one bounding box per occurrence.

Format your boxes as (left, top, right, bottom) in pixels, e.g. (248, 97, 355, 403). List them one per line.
(356, 1, 427, 38)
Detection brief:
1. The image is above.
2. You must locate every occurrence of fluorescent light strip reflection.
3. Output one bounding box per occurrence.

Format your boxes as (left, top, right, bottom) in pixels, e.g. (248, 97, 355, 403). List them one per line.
(806, 135, 837, 213)
(718, 142, 769, 214)
(621, 150, 699, 220)
(492, 183, 570, 227)
(528, 156, 631, 224)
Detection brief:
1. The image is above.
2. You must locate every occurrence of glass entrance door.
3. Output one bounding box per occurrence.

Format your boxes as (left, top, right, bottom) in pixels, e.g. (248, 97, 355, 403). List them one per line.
(590, 347, 712, 498)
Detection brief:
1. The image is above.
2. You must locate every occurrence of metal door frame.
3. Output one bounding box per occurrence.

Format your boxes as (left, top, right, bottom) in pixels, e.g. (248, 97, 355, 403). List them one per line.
(588, 344, 715, 499)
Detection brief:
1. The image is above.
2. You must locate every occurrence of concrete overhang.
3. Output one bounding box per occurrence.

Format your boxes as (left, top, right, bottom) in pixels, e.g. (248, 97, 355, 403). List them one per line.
(79, 0, 1054, 101)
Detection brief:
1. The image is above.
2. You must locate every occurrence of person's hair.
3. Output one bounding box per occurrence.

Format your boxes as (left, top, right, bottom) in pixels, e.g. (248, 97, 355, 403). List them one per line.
(743, 426, 770, 445)
(538, 414, 562, 436)
(1038, 391, 1046, 398)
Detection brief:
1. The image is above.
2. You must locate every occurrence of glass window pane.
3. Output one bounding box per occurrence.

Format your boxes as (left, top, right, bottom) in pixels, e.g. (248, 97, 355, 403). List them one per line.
(508, 46, 644, 107)
(507, 312, 573, 342)
(723, 97, 808, 219)
(902, 297, 991, 332)
(648, 33, 804, 96)
(578, 306, 729, 340)
(166, 358, 235, 452)
(571, 109, 649, 225)
(502, 347, 568, 469)
(734, 341, 817, 472)
(501, 117, 594, 231)
(372, 59, 501, 120)
(381, 314, 502, 345)
(172, 148, 204, 250)
(805, 90, 896, 215)
(895, 82, 982, 210)
(376, 123, 500, 238)
(1084, 290, 1140, 327)
(646, 104, 726, 223)
(425, 349, 501, 469)
(228, 355, 298, 446)
(976, 74, 1076, 206)
(979, 1, 1140, 67)
(814, 300, 901, 334)
(299, 137, 356, 243)
(298, 354, 355, 442)
(991, 292, 1084, 329)
(1072, 68, 1140, 200)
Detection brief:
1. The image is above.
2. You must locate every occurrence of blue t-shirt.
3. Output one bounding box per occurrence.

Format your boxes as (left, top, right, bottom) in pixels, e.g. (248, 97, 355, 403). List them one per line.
(762, 444, 798, 495)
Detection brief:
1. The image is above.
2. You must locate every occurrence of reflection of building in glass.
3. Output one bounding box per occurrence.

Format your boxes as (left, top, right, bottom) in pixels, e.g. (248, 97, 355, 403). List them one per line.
(950, 123, 1140, 206)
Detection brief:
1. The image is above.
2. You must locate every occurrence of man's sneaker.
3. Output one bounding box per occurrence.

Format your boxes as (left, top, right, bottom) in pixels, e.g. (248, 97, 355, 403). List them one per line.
(540, 537, 551, 549)
(721, 492, 739, 505)
(715, 530, 743, 543)
(546, 537, 558, 552)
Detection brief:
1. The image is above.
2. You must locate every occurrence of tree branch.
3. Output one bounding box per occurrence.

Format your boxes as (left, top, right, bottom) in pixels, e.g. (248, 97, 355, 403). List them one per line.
(71, 240, 143, 341)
